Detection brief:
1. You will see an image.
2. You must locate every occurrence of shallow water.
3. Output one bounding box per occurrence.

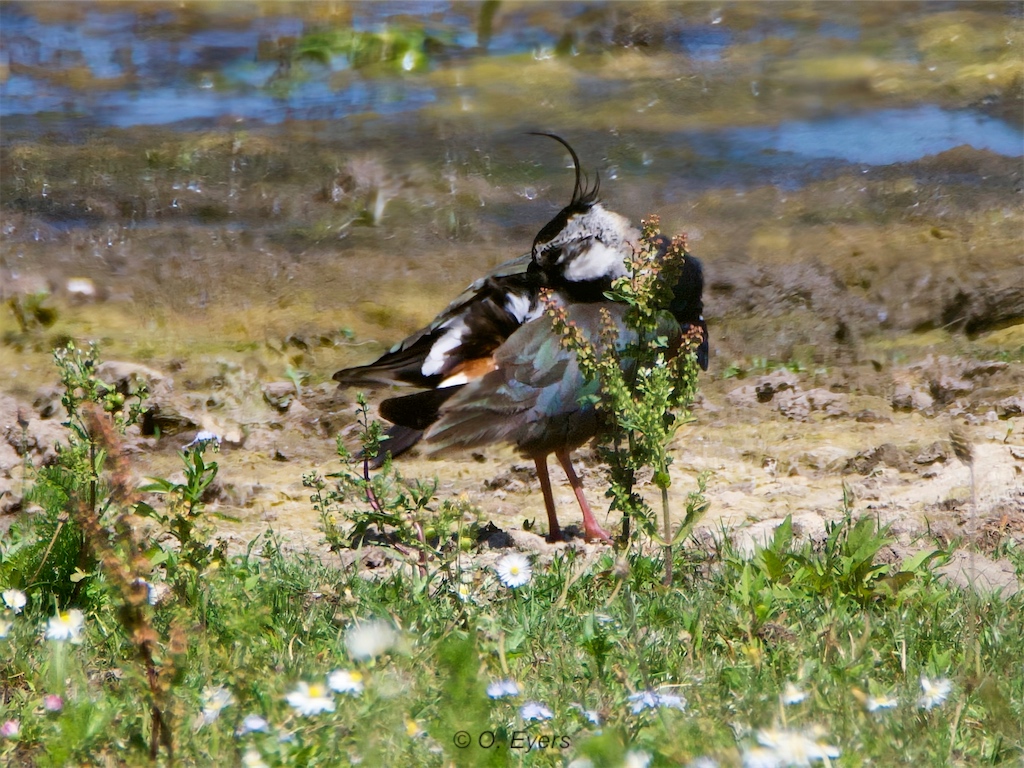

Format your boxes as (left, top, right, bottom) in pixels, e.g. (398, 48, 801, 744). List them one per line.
(715, 105, 1023, 166)
(3, 3, 1020, 173)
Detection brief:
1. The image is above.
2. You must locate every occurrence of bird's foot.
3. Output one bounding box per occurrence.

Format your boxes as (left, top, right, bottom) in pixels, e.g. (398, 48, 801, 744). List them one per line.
(583, 521, 614, 544)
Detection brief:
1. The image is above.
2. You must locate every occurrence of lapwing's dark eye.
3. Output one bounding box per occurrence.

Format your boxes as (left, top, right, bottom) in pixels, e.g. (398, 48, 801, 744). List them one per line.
(538, 246, 562, 265)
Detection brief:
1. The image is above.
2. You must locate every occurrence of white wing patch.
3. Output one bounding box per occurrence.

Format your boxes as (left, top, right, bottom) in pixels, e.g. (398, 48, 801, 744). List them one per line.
(438, 371, 470, 388)
(504, 292, 544, 324)
(421, 319, 467, 376)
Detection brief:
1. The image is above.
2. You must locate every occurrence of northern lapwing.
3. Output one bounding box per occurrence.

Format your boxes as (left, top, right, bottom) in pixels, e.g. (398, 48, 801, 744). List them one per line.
(334, 135, 708, 542)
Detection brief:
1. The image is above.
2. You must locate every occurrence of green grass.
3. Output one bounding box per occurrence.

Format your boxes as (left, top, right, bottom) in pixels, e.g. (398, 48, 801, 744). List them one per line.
(2, 503, 1022, 766)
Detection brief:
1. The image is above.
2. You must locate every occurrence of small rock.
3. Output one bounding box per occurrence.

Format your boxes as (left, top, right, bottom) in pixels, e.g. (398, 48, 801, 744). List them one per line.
(140, 402, 200, 436)
(844, 443, 909, 475)
(913, 442, 948, 465)
(33, 386, 63, 419)
(776, 388, 848, 421)
(961, 360, 1010, 379)
(262, 381, 298, 411)
(362, 547, 389, 569)
(892, 383, 934, 412)
(798, 446, 850, 472)
(725, 384, 759, 408)
(854, 409, 891, 423)
(929, 374, 973, 405)
(1, 486, 23, 514)
(4, 416, 65, 466)
(754, 370, 800, 403)
(995, 395, 1024, 418)
(96, 361, 169, 397)
(0, 440, 21, 474)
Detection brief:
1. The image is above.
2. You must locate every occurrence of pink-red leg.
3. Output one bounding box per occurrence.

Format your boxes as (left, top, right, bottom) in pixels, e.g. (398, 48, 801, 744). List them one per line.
(555, 450, 613, 543)
(534, 457, 564, 542)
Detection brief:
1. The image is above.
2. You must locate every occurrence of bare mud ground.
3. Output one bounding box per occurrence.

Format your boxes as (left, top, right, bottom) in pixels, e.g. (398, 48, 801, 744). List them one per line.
(2, 338, 1022, 598)
(2, 119, 1023, 592)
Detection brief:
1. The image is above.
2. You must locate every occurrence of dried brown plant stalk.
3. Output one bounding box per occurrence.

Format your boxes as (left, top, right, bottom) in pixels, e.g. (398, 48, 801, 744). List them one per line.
(70, 403, 183, 762)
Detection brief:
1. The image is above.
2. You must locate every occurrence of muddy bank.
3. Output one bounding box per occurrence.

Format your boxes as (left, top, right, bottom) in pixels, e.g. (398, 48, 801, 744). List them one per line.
(2, 130, 1021, 393)
(2, 337, 1022, 578)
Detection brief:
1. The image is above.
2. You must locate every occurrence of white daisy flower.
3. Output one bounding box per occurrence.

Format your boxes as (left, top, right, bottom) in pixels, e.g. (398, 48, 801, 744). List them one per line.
(742, 746, 782, 768)
(628, 691, 659, 713)
(624, 750, 652, 768)
(327, 669, 364, 695)
(655, 692, 686, 711)
(2, 589, 26, 614)
(241, 747, 268, 768)
(756, 726, 839, 766)
(486, 679, 521, 699)
(687, 758, 720, 768)
(45, 609, 85, 643)
(519, 701, 553, 721)
(186, 430, 222, 449)
(286, 681, 335, 716)
(781, 682, 807, 705)
(495, 553, 532, 588)
(918, 676, 952, 710)
(237, 714, 270, 735)
(345, 620, 398, 661)
(200, 685, 234, 723)
(570, 702, 601, 724)
(865, 693, 898, 712)
(628, 689, 687, 714)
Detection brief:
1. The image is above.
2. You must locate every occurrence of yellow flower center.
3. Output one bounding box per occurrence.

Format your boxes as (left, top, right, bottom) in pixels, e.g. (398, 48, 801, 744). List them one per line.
(308, 684, 324, 698)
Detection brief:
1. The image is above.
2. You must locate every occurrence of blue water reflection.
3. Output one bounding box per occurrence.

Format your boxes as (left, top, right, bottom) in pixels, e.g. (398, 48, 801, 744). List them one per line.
(725, 107, 1024, 165)
(1, 2, 1020, 174)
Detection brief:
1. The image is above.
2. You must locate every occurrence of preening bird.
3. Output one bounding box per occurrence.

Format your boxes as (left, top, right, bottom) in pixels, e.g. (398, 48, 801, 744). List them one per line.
(334, 135, 708, 542)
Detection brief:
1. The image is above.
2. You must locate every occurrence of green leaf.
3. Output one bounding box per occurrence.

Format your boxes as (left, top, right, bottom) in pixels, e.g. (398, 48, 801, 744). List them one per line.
(901, 548, 947, 573)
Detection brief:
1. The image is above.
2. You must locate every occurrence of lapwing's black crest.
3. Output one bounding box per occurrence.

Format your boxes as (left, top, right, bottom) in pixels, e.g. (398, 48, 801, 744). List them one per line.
(527, 132, 601, 255)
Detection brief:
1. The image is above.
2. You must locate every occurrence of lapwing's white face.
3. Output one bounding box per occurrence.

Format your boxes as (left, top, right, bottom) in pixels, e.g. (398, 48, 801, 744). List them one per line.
(532, 203, 637, 283)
